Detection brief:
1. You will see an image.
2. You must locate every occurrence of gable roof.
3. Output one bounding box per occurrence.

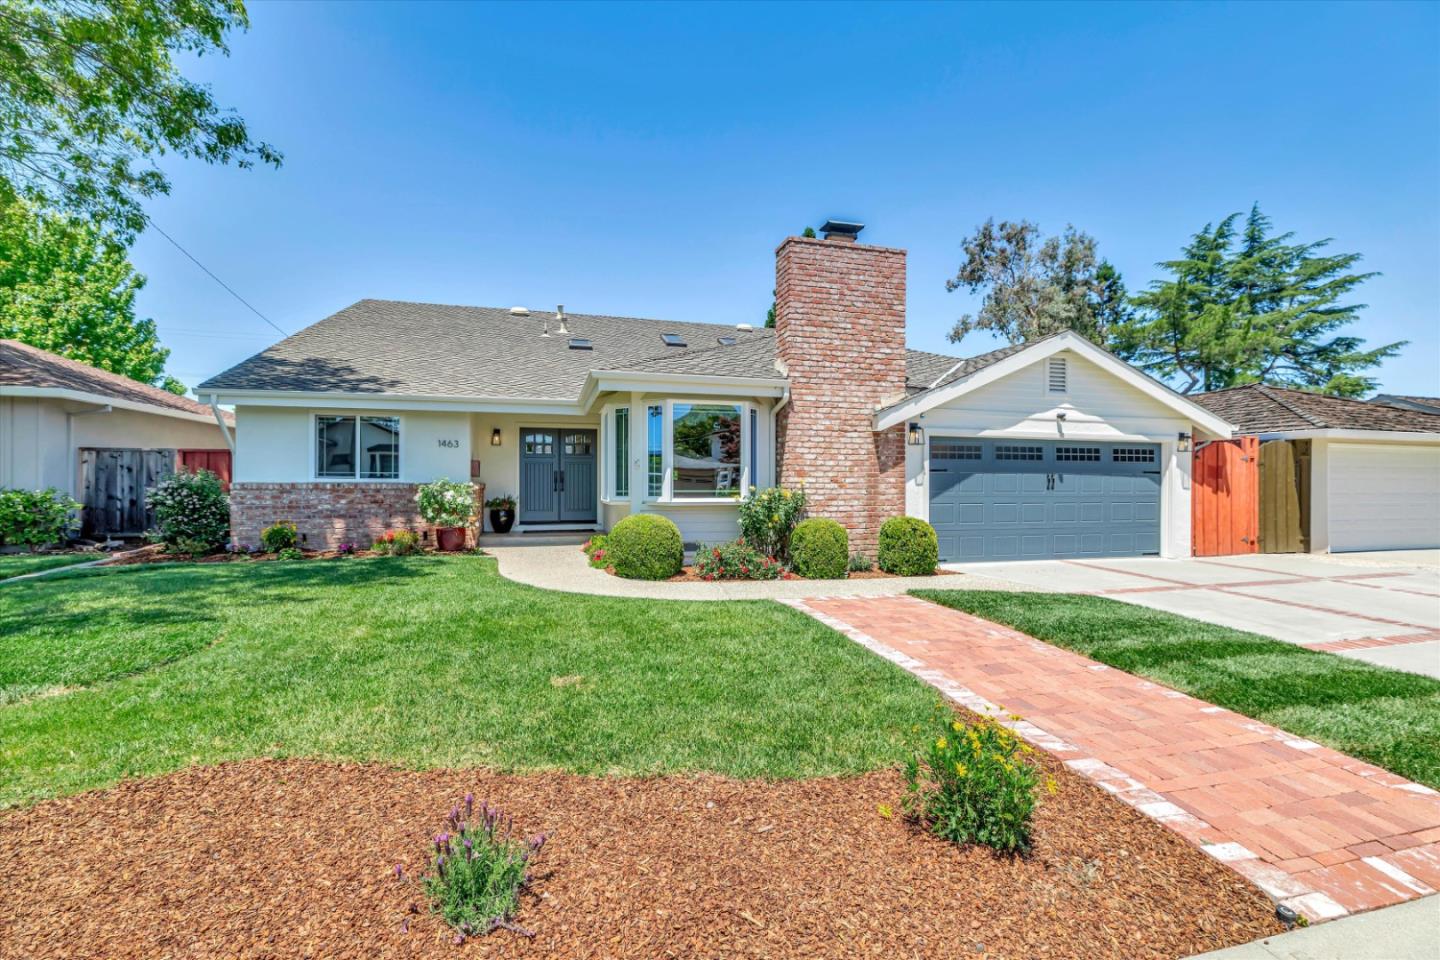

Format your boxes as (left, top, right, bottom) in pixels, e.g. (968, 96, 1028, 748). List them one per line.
(0, 339, 232, 424)
(197, 298, 995, 403)
(1193, 384, 1440, 434)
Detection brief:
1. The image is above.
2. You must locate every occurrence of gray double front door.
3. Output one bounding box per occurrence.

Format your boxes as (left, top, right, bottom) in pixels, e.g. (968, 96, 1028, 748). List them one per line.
(519, 428, 597, 525)
(928, 438, 1162, 562)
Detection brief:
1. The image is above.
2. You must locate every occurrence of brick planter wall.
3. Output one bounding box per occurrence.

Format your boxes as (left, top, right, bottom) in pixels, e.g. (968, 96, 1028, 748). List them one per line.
(774, 234, 908, 556)
(229, 482, 438, 551)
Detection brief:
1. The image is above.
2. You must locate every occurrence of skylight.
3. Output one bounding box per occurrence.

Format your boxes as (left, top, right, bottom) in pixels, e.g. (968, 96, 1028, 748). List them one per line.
(661, 333, 687, 347)
(568, 337, 592, 350)
(717, 336, 737, 346)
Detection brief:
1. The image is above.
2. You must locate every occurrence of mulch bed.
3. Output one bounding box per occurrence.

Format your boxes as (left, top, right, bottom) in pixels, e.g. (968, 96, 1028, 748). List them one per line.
(102, 544, 389, 566)
(665, 567, 964, 582)
(0, 757, 1280, 959)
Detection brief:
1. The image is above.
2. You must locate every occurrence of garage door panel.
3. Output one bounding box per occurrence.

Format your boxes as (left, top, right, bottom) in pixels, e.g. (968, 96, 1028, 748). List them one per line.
(1328, 443, 1440, 552)
(929, 438, 1162, 562)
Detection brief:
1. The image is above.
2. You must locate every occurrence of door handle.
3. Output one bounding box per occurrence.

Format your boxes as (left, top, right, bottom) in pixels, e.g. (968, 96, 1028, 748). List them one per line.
(553, 473, 559, 492)
(559, 470, 565, 493)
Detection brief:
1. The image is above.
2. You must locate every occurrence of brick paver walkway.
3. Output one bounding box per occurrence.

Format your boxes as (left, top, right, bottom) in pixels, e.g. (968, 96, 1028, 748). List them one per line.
(786, 595, 1440, 922)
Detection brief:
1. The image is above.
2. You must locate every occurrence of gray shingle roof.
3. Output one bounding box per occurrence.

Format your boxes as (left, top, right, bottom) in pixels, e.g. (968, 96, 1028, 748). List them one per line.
(1193, 383, 1440, 434)
(198, 298, 1011, 403)
(1, 339, 233, 423)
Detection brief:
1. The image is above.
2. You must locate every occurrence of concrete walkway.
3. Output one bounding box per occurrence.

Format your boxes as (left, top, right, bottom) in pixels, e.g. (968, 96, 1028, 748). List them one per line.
(946, 553, 1440, 679)
(485, 540, 1032, 600)
(1189, 894, 1439, 959)
(785, 594, 1440, 923)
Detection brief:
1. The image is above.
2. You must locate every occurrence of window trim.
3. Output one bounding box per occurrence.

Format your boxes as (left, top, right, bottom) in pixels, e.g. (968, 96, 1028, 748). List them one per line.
(310, 412, 406, 482)
(600, 397, 763, 505)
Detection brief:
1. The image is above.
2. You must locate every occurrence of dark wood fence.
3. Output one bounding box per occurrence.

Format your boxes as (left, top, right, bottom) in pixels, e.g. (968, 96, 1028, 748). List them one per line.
(1258, 439, 1311, 553)
(79, 448, 176, 538)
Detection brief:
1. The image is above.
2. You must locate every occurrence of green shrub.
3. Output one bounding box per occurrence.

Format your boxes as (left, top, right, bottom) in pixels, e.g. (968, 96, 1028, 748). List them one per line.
(260, 521, 298, 553)
(877, 516, 939, 576)
(416, 478, 477, 527)
(848, 551, 873, 573)
(148, 470, 230, 551)
(0, 488, 79, 549)
(789, 518, 849, 579)
(421, 797, 545, 941)
(606, 514, 683, 580)
(582, 534, 610, 569)
(692, 538, 783, 580)
(275, 546, 305, 561)
(168, 536, 216, 556)
(902, 709, 1046, 854)
(374, 530, 421, 556)
(737, 486, 806, 562)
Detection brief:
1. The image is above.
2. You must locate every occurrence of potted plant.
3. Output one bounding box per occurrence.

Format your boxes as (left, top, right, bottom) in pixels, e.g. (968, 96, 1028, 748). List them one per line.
(415, 479, 477, 551)
(485, 494, 517, 534)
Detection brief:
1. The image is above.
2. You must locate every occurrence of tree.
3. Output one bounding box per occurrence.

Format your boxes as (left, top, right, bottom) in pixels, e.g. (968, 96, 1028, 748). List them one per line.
(766, 226, 817, 327)
(1120, 205, 1400, 396)
(944, 219, 1129, 346)
(0, 0, 281, 240)
(0, 199, 180, 389)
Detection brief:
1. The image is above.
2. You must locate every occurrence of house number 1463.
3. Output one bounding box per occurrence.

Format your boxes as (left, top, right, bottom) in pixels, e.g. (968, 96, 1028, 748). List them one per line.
(437, 439, 460, 448)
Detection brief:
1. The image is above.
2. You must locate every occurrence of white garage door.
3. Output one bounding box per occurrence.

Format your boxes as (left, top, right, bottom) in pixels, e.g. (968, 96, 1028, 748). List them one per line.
(1328, 442, 1440, 551)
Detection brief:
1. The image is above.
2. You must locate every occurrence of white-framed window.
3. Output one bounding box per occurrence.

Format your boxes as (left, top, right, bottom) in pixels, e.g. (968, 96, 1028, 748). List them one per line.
(316, 414, 401, 479)
(602, 398, 761, 503)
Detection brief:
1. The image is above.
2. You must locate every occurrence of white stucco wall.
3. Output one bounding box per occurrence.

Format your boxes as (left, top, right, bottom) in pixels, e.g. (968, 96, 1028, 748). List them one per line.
(902, 350, 1197, 558)
(234, 406, 470, 484)
(1, 395, 228, 496)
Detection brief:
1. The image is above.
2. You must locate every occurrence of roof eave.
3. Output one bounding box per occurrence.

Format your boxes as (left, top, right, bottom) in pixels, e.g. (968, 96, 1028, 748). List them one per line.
(1255, 428, 1440, 443)
(0, 385, 228, 426)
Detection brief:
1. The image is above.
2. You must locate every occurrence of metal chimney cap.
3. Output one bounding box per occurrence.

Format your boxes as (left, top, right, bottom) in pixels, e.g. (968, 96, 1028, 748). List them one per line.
(820, 220, 864, 240)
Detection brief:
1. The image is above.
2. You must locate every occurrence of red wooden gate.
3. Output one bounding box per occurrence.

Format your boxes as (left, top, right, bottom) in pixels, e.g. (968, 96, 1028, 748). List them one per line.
(178, 449, 233, 490)
(1191, 436, 1258, 556)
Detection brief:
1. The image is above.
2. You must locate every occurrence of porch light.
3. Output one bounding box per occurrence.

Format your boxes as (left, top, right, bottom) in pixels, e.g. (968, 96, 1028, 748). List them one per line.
(490, 428, 503, 446)
(1177, 431, 1192, 453)
(907, 422, 923, 446)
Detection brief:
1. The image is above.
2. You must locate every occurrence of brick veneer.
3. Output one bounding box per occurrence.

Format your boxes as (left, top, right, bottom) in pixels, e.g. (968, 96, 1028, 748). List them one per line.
(774, 234, 908, 555)
(229, 482, 477, 551)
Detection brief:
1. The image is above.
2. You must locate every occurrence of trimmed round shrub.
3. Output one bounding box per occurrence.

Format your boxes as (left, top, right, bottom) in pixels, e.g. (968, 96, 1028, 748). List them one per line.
(606, 514, 683, 580)
(261, 521, 298, 552)
(148, 469, 230, 551)
(789, 518, 850, 579)
(877, 516, 939, 576)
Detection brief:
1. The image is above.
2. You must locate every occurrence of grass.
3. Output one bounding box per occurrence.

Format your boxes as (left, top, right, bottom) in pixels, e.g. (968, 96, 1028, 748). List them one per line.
(0, 555, 936, 806)
(912, 590, 1440, 789)
(0, 553, 94, 581)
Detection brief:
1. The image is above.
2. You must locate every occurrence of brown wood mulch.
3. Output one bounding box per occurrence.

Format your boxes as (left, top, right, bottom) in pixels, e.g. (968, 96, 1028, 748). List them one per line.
(0, 758, 1281, 960)
(665, 567, 963, 582)
(102, 544, 386, 566)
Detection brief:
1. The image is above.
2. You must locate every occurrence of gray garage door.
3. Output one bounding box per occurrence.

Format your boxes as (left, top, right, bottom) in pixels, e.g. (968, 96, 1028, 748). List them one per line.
(928, 438, 1162, 562)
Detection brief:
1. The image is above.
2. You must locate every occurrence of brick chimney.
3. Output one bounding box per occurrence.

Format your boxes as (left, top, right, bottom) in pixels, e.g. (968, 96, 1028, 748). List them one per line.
(774, 220, 907, 555)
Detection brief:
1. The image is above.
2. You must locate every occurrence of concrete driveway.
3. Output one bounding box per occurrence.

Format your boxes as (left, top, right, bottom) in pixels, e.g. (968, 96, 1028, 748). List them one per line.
(944, 551, 1440, 679)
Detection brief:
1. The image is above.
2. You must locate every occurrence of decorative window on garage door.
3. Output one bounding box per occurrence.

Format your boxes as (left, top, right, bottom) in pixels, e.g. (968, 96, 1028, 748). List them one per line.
(1055, 446, 1101, 462)
(932, 440, 982, 461)
(1112, 447, 1157, 463)
(995, 444, 1044, 461)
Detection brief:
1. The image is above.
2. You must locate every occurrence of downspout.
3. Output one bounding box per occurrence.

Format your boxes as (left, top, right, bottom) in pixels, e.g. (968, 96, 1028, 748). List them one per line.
(768, 384, 790, 488)
(208, 397, 236, 457)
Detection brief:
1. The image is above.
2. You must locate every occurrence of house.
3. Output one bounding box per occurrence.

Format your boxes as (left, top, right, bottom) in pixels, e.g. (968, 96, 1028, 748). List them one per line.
(0, 340, 235, 538)
(197, 221, 1237, 561)
(1193, 383, 1440, 553)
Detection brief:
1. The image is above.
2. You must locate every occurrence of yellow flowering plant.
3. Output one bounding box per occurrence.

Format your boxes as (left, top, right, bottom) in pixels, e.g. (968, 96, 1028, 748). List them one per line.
(901, 705, 1040, 854)
(736, 485, 807, 563)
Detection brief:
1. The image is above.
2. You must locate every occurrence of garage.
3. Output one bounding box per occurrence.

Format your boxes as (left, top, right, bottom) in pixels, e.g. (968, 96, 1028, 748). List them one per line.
(1327, 442, 1440, 552)
(928, 438, 1162, 562)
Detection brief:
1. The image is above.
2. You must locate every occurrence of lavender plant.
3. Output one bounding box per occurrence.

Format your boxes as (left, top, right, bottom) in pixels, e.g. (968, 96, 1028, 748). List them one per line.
(420, 795, 546, 940)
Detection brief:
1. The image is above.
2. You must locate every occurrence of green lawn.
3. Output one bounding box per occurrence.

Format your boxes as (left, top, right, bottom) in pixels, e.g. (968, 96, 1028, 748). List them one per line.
(0, 553, 94, 582)
(0, 555, 936, 806)
(912, 590, 1440, 789)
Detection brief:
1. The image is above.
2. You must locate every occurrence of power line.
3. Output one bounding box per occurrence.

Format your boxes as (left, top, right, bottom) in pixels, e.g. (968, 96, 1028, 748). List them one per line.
(146, 218, 289, 338)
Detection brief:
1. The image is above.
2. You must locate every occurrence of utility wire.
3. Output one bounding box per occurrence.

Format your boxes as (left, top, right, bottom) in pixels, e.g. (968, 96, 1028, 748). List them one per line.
(146, 218, 289, 338)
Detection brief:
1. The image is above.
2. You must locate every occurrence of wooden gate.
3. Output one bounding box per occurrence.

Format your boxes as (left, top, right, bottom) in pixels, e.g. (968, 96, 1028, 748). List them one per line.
(178, 448, 232, 489)
(1191, 436, 1258, 556)
(79, 448, 176, 538)
(1258, 439, 1311, 553)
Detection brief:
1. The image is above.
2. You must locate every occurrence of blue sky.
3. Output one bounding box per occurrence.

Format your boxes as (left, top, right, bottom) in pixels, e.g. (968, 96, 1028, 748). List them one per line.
(133, 1, 1440, 396)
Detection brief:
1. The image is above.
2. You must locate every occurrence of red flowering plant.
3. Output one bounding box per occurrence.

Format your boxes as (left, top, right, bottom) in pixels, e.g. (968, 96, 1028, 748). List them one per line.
(692, 538, 783, 581)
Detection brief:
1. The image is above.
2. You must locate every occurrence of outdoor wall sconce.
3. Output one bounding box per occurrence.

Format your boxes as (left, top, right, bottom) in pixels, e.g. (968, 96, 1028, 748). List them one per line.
(907, 422, 924, 445)
(1177, 431, 1192, 453)
(490, 428, 503, 446)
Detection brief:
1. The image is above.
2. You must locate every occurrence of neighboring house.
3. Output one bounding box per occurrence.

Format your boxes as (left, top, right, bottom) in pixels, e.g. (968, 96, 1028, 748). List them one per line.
(1193, 384, 1440, 553)
(198, 221, 1235, 561)
(1372, 394, 1440, 416)
(0, 340, 235, 538)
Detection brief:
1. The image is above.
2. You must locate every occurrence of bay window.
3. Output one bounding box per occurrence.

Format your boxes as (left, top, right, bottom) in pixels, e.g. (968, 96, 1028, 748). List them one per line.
(671, 402, 742, 499)
(604, 399, 763, 502)
(316, 415, 400, 479)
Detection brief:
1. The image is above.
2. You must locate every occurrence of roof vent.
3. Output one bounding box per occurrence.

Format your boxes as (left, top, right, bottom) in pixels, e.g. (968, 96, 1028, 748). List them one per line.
(509, 306, 530, 316)
(820, 219, 864, 242)
(717, 336, 737, 346)
(568, 337, 592, 350)
(555, 305, 569, 336)
(735, 323, 754, 333)
(661, 333, 687, 347)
